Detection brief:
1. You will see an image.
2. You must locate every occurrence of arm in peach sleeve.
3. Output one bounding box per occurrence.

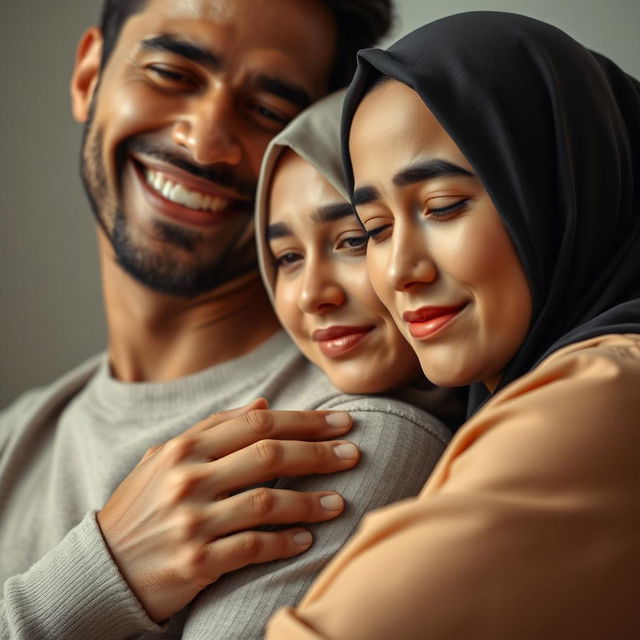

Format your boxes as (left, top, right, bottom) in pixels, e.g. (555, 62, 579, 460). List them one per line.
(266, 335, 640, 640)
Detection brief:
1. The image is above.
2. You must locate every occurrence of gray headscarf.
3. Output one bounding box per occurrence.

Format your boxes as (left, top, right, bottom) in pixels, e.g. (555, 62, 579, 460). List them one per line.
(255, 90, 347, 303)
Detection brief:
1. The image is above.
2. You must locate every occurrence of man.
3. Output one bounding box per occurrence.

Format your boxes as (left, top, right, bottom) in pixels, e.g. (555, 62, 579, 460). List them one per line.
(0, 1, 450, 638)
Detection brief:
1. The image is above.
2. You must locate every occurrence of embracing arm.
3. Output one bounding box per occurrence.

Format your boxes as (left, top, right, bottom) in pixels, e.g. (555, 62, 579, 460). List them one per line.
(266, 336, 640, 640)
(0, 512, 164, 640)
(181, 398, 450, 639)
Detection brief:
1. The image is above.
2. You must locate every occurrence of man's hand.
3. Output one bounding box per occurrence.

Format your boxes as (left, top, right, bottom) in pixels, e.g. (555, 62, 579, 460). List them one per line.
(97, 398, 359, 622)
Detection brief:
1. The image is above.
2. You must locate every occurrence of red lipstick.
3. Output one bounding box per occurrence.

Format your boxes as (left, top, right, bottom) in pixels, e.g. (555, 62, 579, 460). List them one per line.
(402, 305, 465, 339)
(312, 325, 374, 358)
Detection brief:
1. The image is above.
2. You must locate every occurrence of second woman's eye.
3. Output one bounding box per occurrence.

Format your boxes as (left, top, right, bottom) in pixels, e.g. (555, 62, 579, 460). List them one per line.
(427, 198, 470, 219)
(366, 224, 392, 243)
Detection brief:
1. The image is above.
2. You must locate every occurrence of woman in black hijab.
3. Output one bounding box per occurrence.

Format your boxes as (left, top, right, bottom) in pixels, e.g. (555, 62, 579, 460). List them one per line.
(266, 12, 640, 639)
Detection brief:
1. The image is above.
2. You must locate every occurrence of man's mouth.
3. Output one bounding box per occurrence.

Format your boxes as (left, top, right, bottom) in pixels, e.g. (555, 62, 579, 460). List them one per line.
(144, 167, 232, 213)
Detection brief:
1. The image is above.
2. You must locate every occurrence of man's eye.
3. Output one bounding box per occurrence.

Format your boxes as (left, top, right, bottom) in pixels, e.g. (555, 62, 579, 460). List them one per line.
(146, 65, 197, 88)
(254, 104, 288, 124)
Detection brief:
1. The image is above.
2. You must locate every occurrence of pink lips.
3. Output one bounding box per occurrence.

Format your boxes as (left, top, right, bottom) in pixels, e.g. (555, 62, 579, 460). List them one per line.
(312, 325, 374, 358)
(402, 305, 466, 339)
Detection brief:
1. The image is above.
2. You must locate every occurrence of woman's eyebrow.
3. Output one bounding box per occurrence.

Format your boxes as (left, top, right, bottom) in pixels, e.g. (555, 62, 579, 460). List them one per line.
(393, 159, 473, 187)
(311, 202, 355, 224)
(266, 222, 292, 240)
(353, 186, 381, 207)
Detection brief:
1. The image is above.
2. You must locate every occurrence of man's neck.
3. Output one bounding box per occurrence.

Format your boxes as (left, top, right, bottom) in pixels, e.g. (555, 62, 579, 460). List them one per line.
(100, 238, 281, 383)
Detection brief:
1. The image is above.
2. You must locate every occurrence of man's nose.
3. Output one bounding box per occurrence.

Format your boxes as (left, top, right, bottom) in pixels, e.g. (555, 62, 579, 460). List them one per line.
(172, 84, 242, 166)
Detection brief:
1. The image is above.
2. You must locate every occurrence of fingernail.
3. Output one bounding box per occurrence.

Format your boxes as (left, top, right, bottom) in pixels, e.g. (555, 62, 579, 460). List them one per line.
(293, 531, 313, 547)
(325, 412, 350, 429)
(333, 442, 358, 459)
(320, 494, 344, 511)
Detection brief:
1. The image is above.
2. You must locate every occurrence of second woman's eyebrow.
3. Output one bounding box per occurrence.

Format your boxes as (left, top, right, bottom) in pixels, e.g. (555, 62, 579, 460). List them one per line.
(392, 159, 473, 187)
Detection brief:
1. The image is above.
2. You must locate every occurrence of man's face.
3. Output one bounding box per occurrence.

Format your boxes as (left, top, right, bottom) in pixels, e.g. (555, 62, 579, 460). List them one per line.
(75, 0, 336, 297)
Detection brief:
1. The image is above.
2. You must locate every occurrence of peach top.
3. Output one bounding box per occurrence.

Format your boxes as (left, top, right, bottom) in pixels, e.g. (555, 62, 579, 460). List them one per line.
(267, 334, 640, 639)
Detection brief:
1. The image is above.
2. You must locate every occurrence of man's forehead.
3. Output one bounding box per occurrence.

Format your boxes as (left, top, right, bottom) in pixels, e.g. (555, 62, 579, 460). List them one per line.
(147, 0, 266, 23)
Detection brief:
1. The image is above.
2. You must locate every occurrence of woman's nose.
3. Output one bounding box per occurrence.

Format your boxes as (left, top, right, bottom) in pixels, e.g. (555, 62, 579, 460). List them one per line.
(298, 260, 346, 314)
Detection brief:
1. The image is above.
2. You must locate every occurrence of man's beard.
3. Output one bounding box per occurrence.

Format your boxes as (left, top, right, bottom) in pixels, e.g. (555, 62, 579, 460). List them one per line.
(79, 114, 258, 298)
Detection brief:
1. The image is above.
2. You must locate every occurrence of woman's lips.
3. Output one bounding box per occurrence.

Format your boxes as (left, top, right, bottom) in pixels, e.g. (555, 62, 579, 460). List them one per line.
(402, 305, 466, 339)
(312, 325, 374, 358)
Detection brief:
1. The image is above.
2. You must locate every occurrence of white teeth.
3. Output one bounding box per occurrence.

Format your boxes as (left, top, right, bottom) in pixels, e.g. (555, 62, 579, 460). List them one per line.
(143, 167, 231, 213)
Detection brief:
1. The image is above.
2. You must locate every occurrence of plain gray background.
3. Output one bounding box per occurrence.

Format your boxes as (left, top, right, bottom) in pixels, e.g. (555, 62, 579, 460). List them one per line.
(1, 0, 639, 407)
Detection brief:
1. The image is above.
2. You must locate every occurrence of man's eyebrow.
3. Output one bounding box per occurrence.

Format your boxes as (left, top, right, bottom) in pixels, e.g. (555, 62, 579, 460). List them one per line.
(392, 159, 473, 187)
(353, 186, 381, 207)
(311, 202, 355, 224)
(254, 75, 311, 110)
(266, 222, 292, 240)
(139, 35, 221, 71)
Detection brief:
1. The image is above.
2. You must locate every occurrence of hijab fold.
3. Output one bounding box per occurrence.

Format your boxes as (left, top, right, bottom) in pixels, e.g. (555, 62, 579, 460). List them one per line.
(340, 11, 640, 413)
(255, 90, 347, 302)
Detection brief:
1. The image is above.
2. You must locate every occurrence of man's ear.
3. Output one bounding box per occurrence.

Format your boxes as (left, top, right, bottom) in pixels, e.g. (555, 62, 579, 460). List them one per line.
(70, 27, 104, 123)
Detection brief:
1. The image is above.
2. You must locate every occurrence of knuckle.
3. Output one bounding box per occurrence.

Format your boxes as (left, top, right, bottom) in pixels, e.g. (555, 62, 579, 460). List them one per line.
(165, 468, 201, 506)
(252, 439, 282, 468)
(239, 532, 263, 559)
(173, 507, 204, 541)
(163, 436, 195, 464)
(248, 487, 274, 518)
(176, 543, 208, 583)
(244, 409, 274, 437)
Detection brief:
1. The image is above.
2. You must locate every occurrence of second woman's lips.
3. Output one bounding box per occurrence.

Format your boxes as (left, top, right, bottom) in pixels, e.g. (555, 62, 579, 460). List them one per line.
(312, 325, 374, 358)
(402, 305, 466, 339)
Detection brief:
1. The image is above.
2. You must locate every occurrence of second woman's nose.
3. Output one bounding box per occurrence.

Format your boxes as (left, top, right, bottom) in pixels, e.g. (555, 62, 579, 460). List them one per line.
(387, 224, 438, 292)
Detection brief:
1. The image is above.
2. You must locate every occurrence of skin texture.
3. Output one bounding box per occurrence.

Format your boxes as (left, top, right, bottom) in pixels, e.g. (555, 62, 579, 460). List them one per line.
(268, 150, 420, 394)
(65, 0, 364, 623)
(349, 80, 532, 391)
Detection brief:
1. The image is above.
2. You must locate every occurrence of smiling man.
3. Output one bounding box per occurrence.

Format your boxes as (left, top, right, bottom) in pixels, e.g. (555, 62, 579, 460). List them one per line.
(0, 1, 453, 639)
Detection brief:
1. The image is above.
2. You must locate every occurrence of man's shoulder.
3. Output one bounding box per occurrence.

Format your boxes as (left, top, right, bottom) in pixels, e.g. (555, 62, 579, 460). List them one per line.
(0, 353, 105, 421)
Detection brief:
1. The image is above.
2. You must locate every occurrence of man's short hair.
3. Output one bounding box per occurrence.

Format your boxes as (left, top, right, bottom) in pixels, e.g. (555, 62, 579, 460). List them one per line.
(98, 0, 393, 89)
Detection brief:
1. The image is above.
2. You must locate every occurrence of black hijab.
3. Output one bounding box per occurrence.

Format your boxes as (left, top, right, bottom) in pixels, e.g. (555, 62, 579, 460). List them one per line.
(341, 11, 640, 414)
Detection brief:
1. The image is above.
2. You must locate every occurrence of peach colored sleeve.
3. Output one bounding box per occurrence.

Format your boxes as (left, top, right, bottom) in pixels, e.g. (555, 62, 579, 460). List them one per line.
(266, 335, 640, 640)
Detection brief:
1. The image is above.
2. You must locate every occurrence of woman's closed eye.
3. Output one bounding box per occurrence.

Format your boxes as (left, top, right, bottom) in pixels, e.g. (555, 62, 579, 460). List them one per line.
(427, 197, 470, 219)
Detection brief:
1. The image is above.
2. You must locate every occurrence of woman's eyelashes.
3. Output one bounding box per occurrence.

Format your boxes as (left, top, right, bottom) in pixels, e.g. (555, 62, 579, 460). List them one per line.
(271, 231, 368, 272)
(427, 197, 470, 218)
(363, 197, 471, 243)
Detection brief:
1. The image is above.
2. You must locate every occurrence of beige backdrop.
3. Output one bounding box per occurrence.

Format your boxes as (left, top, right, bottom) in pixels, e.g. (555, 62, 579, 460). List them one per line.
(2, 0, 639, 406)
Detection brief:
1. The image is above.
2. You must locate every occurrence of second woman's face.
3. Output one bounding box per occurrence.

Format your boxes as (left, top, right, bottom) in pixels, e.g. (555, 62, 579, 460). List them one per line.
(349, 80, 532, 390)
(267, 149, 420, 394)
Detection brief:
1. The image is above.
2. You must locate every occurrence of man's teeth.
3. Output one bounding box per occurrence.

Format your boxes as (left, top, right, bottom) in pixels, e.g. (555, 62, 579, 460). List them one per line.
(144, 168, 231, 212)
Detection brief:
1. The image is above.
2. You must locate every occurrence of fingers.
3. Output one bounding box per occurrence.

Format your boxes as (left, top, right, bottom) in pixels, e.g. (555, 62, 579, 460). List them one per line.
(183, 398, 269, 436)
(206, 439, 360, 495)
(203, 528, 316, 582)
(190, 409, 353, 461)
(201, 488, 345, 538)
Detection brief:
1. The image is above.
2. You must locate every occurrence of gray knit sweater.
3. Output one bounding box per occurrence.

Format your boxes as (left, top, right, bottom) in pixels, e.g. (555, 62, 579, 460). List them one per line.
(0, 331, 451, 639)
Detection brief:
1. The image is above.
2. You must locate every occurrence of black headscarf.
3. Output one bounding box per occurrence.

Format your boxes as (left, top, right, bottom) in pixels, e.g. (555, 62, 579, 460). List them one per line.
(341, 11, 640, 414)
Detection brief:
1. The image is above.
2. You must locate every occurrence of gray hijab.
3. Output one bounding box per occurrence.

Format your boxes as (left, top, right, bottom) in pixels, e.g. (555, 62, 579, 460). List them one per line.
(255, 90, 347, 303)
